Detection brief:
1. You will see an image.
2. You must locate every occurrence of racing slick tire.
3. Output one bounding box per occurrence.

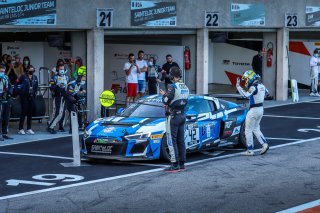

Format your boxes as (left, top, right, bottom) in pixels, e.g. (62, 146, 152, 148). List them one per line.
(160, 134, 171, 162)
(237, 122, 247, 148)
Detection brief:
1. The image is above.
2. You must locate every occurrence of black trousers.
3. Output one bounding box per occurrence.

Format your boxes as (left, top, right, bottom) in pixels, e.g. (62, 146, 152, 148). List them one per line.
(19, 96, 35, 130)
(148, 77, 158, 95)
(2, 99, 11, 134)
(66, 101, 83, 130)
(166, 114, 186, 163)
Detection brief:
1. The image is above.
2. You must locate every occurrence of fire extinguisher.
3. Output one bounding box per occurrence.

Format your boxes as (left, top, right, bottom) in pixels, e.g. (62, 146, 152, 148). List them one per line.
(267, 42, 273, 67)
(184, 46, 191, 70)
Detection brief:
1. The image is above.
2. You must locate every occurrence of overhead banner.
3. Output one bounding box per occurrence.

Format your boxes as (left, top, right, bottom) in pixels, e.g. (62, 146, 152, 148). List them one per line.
(306, 6, 320, 26)
(231, 3, 265, 26)
(131, 0, 176, 26)
(0, 0, 56, 25)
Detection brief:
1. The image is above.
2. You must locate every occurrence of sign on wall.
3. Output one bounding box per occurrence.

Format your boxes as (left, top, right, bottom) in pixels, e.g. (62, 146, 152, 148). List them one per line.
(205, 12, 219, 27)
(285, 13, 298, 27)
(231, 3, 265, 26)
(0, 0, 56, 25)
(130, 0, 176, 26)
(306, 6, 320, 26)
(96, 8, 113, 28)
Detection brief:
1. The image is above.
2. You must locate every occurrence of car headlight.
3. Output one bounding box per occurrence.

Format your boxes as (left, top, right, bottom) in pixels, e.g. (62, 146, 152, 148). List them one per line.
(124, 133, 151, 141)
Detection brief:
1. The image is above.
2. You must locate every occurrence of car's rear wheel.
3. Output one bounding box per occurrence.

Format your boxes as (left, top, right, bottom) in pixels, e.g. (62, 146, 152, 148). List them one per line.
(160, 134, 171, 162)
(238, 122, 247, 148)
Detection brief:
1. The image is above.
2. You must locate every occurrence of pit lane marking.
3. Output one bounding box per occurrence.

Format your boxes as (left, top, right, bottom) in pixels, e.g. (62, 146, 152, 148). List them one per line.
(0, 135, 71, 147)
(0, 151, 72, 160)
(263, 115, 320, 120)
(266, 137, 300, 141)
(2, 136, 320, 201)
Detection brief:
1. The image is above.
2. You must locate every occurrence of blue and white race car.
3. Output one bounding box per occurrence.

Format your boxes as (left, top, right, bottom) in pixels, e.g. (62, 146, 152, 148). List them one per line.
(81, 94, 247, 161)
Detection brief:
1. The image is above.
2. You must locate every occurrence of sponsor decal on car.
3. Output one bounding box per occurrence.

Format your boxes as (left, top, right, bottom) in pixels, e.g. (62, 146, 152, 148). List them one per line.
(231, 126, 241, 136)
(103, 127, 116, 133)
(151, 134, 163, 139)
(91, 145, 113, 154)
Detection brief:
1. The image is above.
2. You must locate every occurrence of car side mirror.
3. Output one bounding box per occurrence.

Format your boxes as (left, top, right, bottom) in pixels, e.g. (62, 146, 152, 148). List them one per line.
(116, 108, 124, 115)
(186, 110, 198, 120)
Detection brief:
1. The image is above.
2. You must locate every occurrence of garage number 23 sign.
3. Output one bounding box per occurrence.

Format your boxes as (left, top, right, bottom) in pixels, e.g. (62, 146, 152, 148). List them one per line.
(97, 8, 113, 28)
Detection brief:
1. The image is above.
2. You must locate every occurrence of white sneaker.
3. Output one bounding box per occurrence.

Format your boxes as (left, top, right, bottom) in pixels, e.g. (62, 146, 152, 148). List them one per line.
(310, 92, 316, 96)
(315, 93, 320, 97)
(242, 150, 254, 156)
(260, 143, 269, 155)
(18, 129, 25, 135)
(26, 129, 35, 135)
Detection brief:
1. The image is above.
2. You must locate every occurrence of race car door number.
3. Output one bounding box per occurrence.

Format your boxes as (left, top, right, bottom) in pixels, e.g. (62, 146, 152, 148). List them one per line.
(91, 145, 113, 154)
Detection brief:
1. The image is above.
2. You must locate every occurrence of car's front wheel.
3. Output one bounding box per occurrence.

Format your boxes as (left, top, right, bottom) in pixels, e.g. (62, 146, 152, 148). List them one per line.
(160, 134, 171, 162)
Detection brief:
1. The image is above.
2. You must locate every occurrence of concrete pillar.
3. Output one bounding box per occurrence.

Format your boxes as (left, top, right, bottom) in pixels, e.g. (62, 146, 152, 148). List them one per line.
(196, 29, 209, 95)
(276, 28, 289, 101)
(71, 31, 87, 64)
(263, 32, 277, 97)
(87, 29, 105, 121)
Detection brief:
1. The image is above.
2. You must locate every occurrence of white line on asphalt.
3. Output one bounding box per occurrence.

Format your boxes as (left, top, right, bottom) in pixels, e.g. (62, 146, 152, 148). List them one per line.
(264, 99, 320, 108)
(276, 199, 320, 213)
(113, 161, 167, 167)
(0, 135, 71, 147)
(2, 136, 320, 201)
(0, 151, 72, 160)
(266, 137, 300, 141)
(263, 115, 320, 119)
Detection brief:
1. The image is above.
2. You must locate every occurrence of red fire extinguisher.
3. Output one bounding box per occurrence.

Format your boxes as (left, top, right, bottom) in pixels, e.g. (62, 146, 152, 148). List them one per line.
(184, 46, 191, 70)
(267, 42, 273, 67)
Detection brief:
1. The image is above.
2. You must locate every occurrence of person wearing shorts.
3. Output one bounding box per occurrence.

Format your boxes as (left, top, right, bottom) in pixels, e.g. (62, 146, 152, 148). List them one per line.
(124, 53, 139, 106)
(136, 50, 148, 97)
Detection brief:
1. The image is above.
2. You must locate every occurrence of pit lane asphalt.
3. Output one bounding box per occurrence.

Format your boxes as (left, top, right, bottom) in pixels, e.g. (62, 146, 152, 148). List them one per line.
(0, 100, 320, 212)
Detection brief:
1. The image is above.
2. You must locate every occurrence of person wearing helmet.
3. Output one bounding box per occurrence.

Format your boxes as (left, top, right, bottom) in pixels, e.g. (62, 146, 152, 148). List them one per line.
(160, 66, 189, 172)
(236, 70, 269, 156)
(47, 64, 69, 134)
(309, 49, 320, 96)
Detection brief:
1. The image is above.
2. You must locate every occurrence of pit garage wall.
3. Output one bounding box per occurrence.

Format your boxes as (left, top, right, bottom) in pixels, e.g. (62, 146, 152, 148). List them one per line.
(208, 33, 277, 97)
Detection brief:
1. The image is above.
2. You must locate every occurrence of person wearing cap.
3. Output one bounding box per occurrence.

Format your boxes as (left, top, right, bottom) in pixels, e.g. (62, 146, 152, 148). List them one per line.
(0, 64, 10, 141)
(160, 66, 189, 172)
(16, 65, 38, 135)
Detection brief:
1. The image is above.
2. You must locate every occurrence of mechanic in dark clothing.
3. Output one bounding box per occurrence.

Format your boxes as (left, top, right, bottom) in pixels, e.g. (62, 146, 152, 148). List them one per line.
(2, 65, 13, 140)
(251, 50, 263, 78)
(16, 65, 38, 135)
(161, 54, 180, 91)
(160, 66, 189, 172)
(0, 64, 10, 141)
(66, 75, 86, 133)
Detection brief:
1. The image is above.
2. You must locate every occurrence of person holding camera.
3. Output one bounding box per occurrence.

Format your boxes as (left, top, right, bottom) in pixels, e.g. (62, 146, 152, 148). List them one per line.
(124, 53, 139, 106)
(16, 65, 38, 135)
(47, 64, 69, 134)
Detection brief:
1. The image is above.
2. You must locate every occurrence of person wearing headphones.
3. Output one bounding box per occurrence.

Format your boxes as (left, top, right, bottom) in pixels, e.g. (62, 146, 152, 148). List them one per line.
(16, 65, 38, 135)
(160, 66, 189, 172)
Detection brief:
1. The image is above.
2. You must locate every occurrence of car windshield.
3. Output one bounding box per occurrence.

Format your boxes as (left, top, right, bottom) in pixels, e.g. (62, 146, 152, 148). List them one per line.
(120, 101, 165, 118)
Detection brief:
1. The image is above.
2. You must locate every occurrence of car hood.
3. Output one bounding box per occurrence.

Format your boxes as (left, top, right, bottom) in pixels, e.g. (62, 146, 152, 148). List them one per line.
(85, 116, 166, 139)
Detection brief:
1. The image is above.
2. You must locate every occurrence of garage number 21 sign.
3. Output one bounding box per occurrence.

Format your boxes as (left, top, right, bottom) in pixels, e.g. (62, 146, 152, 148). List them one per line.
(97, 8, 113, 28)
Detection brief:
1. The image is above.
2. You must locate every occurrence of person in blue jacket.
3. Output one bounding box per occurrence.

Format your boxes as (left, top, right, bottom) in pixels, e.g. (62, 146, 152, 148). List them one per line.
(16, 65, 38, 135)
